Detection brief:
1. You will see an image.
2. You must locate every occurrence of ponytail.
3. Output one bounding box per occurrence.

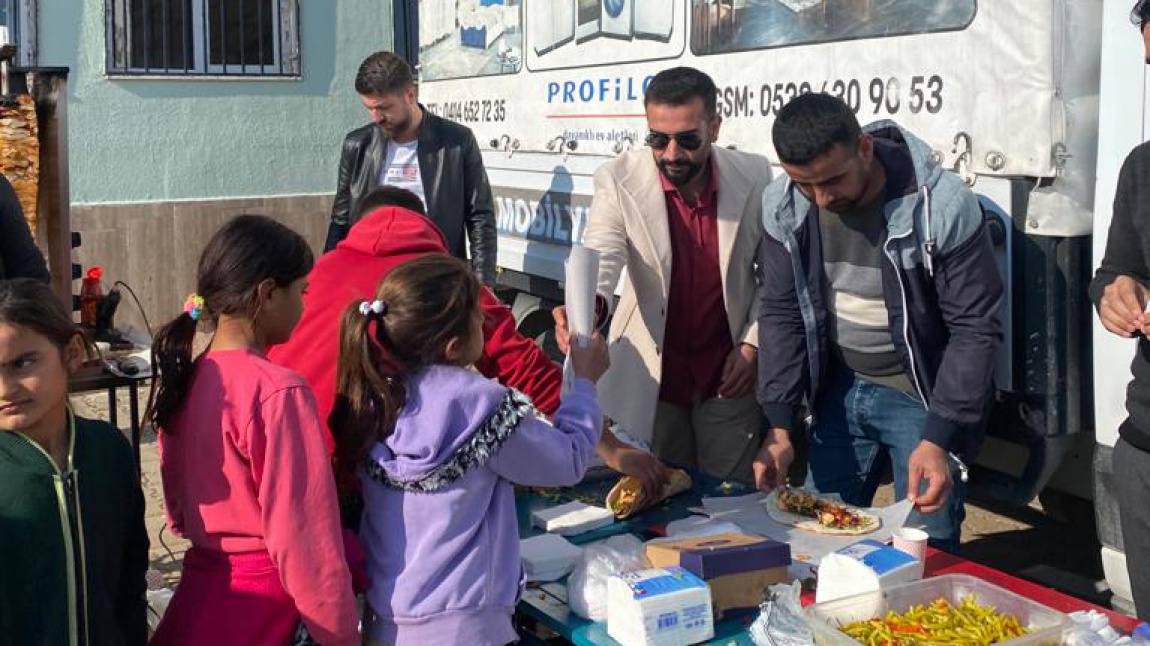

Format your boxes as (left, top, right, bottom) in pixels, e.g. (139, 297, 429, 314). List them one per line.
(330, 299, 407, 486)
(330, 255, 479, 486)
(145, 313, 199, 429)
(144, 214, 313, 433)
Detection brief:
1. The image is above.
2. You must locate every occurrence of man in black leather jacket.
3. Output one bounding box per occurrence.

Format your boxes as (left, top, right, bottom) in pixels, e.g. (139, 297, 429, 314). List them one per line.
(326, 51, 497, 285)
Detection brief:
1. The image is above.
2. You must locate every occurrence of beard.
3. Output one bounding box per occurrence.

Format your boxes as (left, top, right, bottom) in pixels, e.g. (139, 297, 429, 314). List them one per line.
(826, 197, 860, 213)
(379, 110, 413, 137)
(656, 158, 705, 186)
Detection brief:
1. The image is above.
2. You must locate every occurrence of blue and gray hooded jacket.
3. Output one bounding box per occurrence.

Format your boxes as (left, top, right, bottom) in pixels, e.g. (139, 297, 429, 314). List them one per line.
(756, 120, 1003, 456)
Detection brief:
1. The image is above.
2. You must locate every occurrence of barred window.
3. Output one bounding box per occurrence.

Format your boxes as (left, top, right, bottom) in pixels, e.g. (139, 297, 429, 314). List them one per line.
(1, 0, 35, 65)
(105, 0, 300, 77)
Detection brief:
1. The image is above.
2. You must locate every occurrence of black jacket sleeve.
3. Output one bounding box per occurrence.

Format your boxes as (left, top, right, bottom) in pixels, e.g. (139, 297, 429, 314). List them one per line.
(921, 195, 1003, 452)
(0, 176, 48, 282)
(325, 133, 358, 252)
(461, 130, 498, 285)
(1090, 142, 1150, 305)
(756, 233, 809, 432)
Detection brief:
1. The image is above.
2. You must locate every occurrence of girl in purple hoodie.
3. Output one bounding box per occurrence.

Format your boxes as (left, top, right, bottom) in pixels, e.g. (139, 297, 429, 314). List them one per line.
(331, 255, 608, 646)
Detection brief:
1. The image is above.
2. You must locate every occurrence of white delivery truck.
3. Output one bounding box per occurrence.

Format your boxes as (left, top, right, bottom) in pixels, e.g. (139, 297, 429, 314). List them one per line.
(397, 0, 1141, 612)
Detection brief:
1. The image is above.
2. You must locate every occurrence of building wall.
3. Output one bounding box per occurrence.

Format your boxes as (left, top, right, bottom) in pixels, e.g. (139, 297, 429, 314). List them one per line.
(36, 0, 394, 329)
(70, 195, 332, 333)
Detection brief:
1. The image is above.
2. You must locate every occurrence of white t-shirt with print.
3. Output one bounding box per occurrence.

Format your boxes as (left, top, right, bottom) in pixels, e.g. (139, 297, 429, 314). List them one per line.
(379, 140, 427, 207)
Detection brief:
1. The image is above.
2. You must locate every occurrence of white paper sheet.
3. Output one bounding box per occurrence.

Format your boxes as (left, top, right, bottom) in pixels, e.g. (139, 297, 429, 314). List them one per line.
(698, 493, 915, 573)
(562, 246, 600, 396)
(521, 533, 584, 582)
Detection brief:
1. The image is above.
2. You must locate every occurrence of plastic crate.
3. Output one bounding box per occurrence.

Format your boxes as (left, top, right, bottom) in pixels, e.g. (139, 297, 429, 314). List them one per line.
(804, 574, 1070, 646)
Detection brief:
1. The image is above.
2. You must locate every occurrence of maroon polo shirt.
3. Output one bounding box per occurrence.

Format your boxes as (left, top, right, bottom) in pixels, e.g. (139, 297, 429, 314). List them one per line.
(659, 159, 734, 407)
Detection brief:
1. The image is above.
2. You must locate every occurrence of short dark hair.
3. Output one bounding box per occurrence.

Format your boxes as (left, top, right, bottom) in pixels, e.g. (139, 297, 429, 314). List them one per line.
(355, 51, 415, 96)
(1134, 0, 1150, 27)
(0, 278, 78, 350)
(771, 93, 862, 165)
(644, 67, 718, 117)
(357, 186, 427, 220)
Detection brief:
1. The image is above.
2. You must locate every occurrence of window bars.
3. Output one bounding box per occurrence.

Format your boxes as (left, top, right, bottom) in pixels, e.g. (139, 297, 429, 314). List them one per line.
(105, 0, 300, 77)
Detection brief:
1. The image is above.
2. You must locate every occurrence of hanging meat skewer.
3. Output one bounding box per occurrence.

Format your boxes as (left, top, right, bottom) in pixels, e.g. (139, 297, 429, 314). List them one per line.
(0, 44, 39, 240)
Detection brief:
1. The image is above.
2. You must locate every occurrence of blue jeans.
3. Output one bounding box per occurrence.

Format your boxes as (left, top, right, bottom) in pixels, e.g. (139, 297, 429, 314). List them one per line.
(805, 365, 966, 553)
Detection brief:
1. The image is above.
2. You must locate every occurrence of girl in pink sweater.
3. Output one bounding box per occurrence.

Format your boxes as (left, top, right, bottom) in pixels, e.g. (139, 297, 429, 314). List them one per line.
(148, 215, 359, 646)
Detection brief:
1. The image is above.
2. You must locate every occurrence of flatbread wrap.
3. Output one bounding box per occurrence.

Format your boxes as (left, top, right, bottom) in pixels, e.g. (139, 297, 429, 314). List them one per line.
(765, 487, 881, 535)
(606, 468, 692, 519)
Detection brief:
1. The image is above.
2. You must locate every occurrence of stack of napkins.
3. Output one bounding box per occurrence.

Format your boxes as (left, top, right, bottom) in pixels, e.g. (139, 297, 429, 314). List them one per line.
(531, 501, 615, 536)
(520, 534, 584, 582)
(815, 539, 922, 604)
(607, 567, 714, 646)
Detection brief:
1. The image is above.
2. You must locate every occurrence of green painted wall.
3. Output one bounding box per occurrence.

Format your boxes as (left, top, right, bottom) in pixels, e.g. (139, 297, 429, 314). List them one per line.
(38, 0, 394, 204)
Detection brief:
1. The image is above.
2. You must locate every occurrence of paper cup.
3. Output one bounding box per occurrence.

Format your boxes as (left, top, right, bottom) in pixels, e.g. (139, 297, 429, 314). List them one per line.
(892, 527, 929, 562)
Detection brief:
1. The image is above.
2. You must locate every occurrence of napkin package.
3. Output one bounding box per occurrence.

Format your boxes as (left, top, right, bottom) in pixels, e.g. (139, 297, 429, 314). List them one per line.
(607, 567, 714, 646)
(520, 533, 583, 582)
(530, 501, 615, 536)
(815, 539, 922, 605)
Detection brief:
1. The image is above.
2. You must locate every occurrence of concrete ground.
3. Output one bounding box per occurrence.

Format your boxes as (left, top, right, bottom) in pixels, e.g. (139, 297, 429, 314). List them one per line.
(70, 385, 1108, 605)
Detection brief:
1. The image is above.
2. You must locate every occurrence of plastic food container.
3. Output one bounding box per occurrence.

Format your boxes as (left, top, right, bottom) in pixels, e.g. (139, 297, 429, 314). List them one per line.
(804, 574, 1070, 646)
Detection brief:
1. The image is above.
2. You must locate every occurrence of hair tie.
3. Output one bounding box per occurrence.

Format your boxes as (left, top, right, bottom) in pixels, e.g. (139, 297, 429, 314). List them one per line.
(358, 299, 388, 318)
(184, 294, 205, 321)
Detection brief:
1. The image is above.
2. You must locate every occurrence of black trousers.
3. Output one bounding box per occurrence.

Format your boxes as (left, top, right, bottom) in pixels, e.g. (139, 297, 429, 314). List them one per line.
(1115, 437, 1150, 620)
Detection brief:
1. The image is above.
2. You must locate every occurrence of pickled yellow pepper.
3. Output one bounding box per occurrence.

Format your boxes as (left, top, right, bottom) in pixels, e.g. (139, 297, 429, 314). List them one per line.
(839, 595, 1031, 646)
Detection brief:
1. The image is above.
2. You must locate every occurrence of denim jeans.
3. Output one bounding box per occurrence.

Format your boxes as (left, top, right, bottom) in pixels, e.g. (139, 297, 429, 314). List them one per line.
(805, 364, 966, 553)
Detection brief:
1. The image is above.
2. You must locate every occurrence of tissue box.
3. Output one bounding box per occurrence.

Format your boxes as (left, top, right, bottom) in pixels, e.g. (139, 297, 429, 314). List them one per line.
(607, 567, 714, 646)
(647, 533, 791, 616)
(815, 539, 922, 604)
(646, 533, 769, 568)
(530, 501, 615, 536)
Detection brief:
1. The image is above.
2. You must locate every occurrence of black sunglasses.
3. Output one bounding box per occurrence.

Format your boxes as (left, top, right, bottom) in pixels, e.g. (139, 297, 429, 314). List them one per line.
(645, 130, 705, 151)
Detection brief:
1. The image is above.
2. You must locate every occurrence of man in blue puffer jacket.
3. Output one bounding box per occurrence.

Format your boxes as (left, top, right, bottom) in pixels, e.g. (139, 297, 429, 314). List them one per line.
(752, 93, 1002, 552)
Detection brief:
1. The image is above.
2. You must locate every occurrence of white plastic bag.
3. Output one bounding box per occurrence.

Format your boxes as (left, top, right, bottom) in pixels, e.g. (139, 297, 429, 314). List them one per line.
(567, 534, 648, 621)
(1065, 610, 1130, 646)
(145, 588, 174, 634)
(749, 581, 815, 646)
(144, 568, 174, 636)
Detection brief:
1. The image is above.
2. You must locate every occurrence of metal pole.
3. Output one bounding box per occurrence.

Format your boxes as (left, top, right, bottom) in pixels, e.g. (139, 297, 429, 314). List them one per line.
(161, 0, 170, 70)
(256, 0, 264, 73)
(142, 0, 152, 71)
(239, 0, 245, 69)
(201, 0, 209, 72)
(106, 0, 118, 71)
(125, 0, 134, 70)
(181, 0, 189, 71)
(219, 0, 227, 73)
(276, 0, 283, 74)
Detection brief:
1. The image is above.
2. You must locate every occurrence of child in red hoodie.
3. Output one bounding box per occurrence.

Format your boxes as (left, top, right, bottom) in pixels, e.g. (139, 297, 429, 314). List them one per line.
(268, 187, 668, 504)
(269, 187, 562, 441)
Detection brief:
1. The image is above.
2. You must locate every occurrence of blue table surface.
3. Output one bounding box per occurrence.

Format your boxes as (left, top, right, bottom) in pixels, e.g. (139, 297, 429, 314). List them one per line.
(514, 470, 763, 646)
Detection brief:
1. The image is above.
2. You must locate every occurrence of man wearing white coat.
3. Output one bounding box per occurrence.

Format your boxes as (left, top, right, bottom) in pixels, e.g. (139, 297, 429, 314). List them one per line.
(555, 67, 770, 486)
